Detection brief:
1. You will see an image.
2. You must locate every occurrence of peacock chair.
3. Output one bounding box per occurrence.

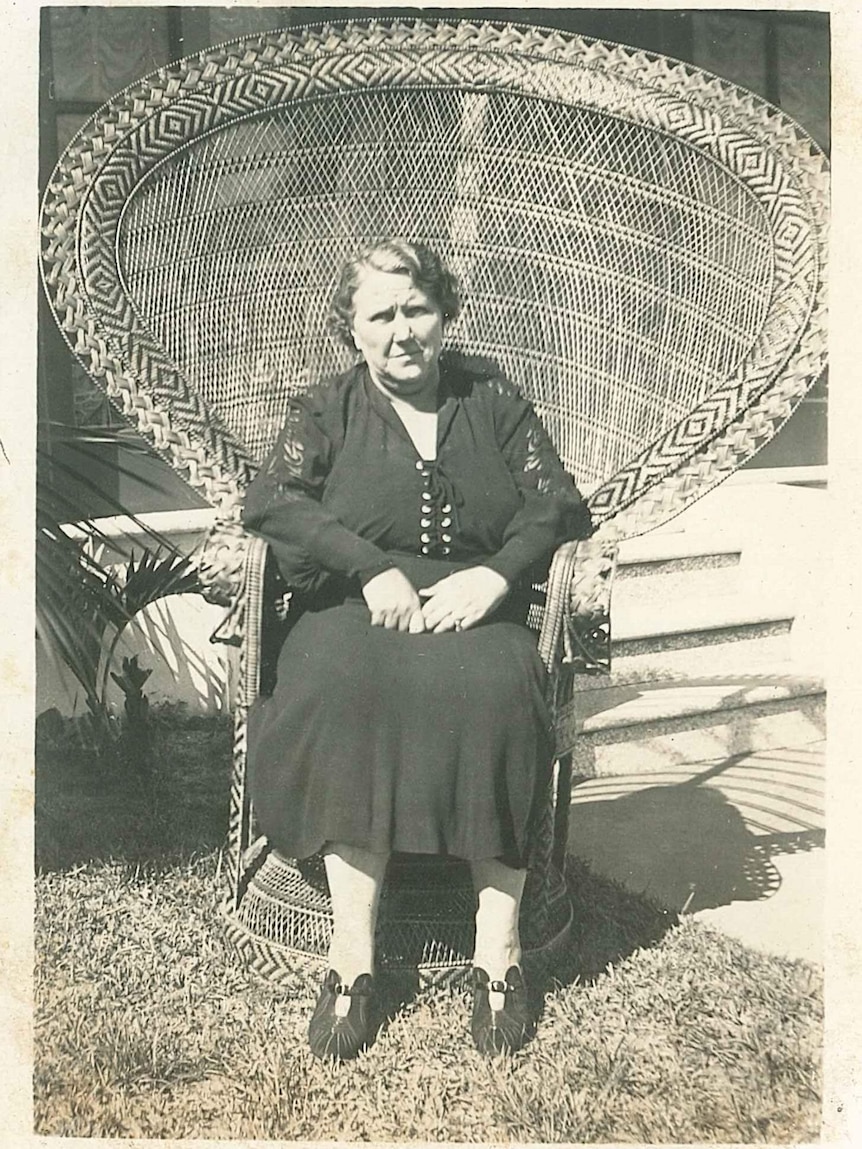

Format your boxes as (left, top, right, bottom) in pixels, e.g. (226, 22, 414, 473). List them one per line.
(40, 18, 828, 988)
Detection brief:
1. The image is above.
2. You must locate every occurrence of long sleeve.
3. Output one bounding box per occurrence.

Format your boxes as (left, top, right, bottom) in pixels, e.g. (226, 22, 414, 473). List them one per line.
(242, 387, 396, 591)
(482, 387, 594, 586)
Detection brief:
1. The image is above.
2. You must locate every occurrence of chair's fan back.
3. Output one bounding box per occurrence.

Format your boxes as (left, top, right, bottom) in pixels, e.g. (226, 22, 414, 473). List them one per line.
(42, 19, 828, 534)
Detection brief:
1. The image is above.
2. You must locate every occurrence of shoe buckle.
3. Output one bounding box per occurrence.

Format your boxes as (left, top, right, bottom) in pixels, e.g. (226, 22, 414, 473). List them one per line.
(334, 991, 353, 1019)
(488, 981, 508, 1012)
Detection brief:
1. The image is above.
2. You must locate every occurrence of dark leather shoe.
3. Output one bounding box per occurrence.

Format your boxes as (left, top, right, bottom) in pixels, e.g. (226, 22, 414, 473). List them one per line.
(308, 969, 375, 1061)
(471, 965, 533, 1056)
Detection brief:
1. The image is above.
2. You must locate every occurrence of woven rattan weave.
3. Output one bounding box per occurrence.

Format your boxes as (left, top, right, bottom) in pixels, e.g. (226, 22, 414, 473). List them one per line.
(41, 18, 828, 986)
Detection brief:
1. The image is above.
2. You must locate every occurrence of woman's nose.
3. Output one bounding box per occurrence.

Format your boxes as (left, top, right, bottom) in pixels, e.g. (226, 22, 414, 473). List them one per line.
(391, 310, 412, 341)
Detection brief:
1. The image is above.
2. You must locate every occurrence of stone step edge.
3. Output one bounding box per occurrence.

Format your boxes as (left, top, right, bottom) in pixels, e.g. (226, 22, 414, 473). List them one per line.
(609, 588, 795, 643)
(572, 634, 799, 692)
(560, 702, 826, 781)
(555, 689, 825, 760)
(611, 618, 792, 659)
(556, 673, 825, 745)
(616, 551, 741, 579)
(616, 528, 744, 568)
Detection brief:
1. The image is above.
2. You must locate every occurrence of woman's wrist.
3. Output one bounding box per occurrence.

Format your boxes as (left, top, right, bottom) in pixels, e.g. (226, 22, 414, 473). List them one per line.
(476, 565, 510, 592)
(357, 558, 399, 587)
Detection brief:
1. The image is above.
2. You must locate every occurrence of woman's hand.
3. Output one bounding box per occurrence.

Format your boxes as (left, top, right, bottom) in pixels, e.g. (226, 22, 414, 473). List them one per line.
(362, 568, 426, 633)
(418, 566, 510, 633)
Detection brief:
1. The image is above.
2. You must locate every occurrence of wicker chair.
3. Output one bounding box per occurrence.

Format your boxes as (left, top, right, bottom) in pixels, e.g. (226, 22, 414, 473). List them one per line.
(40, 18, 828, 987)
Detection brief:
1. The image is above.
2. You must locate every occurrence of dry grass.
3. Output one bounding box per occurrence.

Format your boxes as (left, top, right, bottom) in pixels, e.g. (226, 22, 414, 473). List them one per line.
(34, 711, 822, 1141)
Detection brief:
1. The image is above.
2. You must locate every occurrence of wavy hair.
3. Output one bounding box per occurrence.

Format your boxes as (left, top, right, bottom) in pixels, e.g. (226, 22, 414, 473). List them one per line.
(328, 240, 461, 346)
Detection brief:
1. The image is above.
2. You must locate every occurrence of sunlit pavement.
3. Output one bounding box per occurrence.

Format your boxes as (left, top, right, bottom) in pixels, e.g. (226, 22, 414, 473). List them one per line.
(567, 741, 825, 965)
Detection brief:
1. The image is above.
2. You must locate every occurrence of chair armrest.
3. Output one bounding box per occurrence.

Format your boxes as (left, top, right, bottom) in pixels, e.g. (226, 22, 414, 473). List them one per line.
(237, 536, 270, 708)
(564, 532, 619, 676)
(207, 528, 298, 705)
(537, 529, 618, 872)
(197, 517, 294, 658)
(195, 512, 249, 609)
(537, 529, 619, 681)
(537, 540, 581, 675)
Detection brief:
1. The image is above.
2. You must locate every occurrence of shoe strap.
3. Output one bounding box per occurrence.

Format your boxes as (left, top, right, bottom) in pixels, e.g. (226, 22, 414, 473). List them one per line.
(489, 979, 514, 995)
(475, 964, 523, 993)
(332, 979, 373, 997)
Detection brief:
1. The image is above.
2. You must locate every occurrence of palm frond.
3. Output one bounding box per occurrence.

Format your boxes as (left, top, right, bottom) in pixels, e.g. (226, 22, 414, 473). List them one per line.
(36, 423, 205, 730)
(35, 528, 113, 711)
(38, 428, 183, 557)
(120, 549, 202, 618)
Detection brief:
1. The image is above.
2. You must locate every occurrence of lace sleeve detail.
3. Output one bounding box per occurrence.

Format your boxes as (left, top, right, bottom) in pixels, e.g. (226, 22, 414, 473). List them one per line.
(242, 392, 394, 588)
(492, 381, 591, 521)
(248, 395, 331, 512)
(482, 380, 594, 585)
(522, 414, 582, 499)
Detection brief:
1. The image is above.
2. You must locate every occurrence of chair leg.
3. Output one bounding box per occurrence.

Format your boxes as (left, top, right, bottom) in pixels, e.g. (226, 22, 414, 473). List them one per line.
(552, 753, 574, 874)
(227, 537, 267, 909)
(227, 701, 253, 910)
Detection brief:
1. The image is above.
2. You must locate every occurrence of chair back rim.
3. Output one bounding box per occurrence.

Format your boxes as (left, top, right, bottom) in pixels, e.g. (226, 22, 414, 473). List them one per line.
(40, 16, 828, 539)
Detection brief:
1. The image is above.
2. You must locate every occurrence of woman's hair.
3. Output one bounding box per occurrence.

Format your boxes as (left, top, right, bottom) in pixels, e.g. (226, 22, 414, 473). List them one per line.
(328, 240, 461, 347)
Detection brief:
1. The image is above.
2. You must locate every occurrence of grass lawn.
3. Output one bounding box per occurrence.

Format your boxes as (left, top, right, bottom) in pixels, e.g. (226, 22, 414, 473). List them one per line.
(34, 710, 822, 1141)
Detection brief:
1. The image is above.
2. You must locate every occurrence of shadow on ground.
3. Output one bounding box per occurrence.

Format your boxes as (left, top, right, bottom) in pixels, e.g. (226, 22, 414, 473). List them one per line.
(372, 851, 679, 1019)
(555, 852, 677, 985)
(567, 754, 825, 916)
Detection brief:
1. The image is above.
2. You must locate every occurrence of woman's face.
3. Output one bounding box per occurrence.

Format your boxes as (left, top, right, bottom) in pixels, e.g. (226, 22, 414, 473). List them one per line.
(349, 267, 444, 399)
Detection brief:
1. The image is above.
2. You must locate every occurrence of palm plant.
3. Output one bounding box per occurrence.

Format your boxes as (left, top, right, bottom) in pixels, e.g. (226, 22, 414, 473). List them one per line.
(36, 421, 202, 743)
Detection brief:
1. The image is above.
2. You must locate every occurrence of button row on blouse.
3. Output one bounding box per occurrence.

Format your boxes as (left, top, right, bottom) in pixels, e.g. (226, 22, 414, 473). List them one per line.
(415, 459, 455, 557)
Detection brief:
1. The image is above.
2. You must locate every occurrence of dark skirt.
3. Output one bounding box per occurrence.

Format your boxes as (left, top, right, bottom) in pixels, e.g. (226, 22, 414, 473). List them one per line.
(247, 555, 553, 867)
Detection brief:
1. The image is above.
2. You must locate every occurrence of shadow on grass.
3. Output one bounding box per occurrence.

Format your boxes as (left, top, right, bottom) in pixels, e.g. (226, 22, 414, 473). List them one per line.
(556, 853, 678, 986)
(370, 857, 678, 1052)
(35, 708, 233, 873)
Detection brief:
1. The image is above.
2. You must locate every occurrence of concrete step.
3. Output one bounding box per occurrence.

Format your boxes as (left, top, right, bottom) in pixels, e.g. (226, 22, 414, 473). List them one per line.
(614, 559, 743, 598)
(615, 528, 742, 579)
(610, 565, 795, 655)
(576, 633, 799, 689)
(557, 641, 825, 776)
(616, 551, 740, 580)
(605, 479, 827, 657)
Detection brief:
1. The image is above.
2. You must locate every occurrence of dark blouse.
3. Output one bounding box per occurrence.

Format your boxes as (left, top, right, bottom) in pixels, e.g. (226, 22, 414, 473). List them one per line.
(242, 357, 593, 595)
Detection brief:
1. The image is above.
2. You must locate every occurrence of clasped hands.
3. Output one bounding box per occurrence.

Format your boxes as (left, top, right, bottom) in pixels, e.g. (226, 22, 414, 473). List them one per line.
(362, 566, 509, 634)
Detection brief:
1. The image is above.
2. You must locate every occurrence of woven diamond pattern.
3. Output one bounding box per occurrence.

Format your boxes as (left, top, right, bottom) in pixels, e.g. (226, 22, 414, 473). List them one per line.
(42, 18, 827, 527)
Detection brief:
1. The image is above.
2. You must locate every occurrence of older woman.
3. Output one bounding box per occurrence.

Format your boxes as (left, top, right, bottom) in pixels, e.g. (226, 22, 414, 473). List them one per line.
(242, 240, 592, 1060)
